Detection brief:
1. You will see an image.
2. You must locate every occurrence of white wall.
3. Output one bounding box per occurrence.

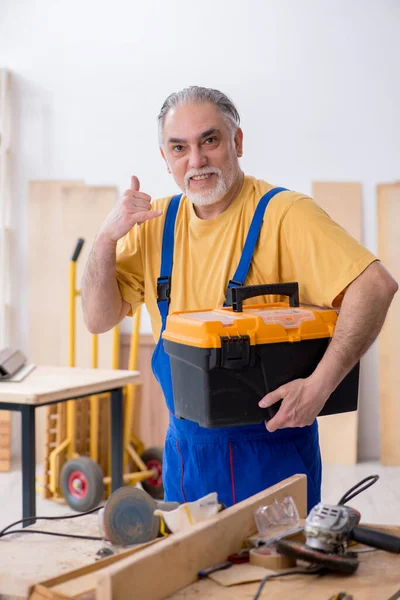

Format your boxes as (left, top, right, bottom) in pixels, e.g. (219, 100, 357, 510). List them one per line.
(0, 0, 399, 460)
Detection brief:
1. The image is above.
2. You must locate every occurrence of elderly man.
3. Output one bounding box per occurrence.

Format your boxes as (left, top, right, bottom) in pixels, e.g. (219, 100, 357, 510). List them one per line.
(82, 86, 397, 510)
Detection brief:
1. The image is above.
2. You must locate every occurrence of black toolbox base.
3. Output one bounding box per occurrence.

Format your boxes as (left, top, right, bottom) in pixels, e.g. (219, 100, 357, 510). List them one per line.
(165, 338, 359, 428)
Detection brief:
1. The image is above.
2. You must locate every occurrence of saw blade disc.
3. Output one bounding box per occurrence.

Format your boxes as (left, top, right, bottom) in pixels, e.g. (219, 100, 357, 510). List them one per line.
(276, 540, 359, 574)
(103, 486, 159, 546)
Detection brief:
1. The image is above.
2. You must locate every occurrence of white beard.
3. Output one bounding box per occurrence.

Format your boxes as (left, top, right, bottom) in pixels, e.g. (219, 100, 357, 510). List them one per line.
(184, 165, 236, 207)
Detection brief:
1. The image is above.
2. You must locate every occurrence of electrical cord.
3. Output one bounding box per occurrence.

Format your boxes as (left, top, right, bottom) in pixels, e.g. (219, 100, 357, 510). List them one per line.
(337, 475, 379, 506)
(0, 529, 103, 541)
(0, 504, 104, 541)
(252, 566, 322, 600)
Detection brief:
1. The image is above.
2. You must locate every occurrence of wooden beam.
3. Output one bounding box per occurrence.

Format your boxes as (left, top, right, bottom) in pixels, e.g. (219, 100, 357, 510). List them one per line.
(30, 475, 306, 600)
(97, 475, 306, 600)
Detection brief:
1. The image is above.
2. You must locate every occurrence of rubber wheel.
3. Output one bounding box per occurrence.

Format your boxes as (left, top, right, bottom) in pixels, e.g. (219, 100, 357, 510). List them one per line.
(60, 456, 105, 512)
(140, 446, 164, 500)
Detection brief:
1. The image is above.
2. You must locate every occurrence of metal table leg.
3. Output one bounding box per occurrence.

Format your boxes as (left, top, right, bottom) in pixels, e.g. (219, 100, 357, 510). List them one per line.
(21, 405, 36, 526)
(110, 388, 124, 492)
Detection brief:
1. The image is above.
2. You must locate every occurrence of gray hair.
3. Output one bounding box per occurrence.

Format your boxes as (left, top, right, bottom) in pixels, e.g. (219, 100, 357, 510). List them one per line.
(158, 86, 240, 145)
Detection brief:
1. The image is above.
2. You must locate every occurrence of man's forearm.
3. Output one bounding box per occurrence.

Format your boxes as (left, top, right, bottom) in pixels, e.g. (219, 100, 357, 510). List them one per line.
(311, 261, 398, 393)
(81, 234, 125, 333)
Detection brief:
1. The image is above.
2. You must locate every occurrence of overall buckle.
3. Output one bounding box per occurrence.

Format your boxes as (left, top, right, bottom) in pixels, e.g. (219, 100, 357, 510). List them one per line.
(157, 276, 171, 303)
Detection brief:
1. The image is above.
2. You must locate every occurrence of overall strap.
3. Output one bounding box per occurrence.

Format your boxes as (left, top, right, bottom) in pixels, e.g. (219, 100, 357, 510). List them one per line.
(225, 187, 288, 305)
(156, 194, 183, 328)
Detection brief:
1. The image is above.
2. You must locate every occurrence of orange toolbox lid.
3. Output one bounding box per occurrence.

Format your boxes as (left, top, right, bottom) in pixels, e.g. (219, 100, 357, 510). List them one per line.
(163, 302, 338, 349)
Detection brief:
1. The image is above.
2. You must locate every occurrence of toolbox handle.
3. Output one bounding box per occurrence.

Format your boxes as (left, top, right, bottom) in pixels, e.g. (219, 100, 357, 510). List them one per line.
(230, 282, 299, 312)
(71, 238, 85, 262)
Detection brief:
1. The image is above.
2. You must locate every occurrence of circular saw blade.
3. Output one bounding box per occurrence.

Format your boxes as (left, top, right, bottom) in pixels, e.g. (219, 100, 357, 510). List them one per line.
(103, 487, 159, 546)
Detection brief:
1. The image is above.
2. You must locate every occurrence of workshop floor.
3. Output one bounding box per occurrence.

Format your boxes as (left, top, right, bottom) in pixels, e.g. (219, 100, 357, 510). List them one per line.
(0, 461, 399, 531)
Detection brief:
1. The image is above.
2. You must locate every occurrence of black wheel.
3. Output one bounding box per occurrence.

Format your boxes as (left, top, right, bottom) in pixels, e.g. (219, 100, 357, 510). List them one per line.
(60, 456, 105, 512)
(140, 446, 164, 500)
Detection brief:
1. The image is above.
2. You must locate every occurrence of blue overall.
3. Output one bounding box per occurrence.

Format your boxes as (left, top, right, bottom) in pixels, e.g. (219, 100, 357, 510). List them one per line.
(151, 188, 322, 512)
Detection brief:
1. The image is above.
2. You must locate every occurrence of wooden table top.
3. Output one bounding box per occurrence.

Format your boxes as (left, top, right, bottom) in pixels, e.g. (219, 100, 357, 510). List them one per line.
(0, 365, 140, 405)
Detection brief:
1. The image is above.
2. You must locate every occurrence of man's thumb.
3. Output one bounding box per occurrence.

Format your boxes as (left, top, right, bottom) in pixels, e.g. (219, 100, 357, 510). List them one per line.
(131, 175, 140, 192)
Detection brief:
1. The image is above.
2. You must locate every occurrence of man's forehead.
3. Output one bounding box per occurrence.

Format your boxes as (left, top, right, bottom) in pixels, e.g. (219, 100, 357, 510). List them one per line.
(163, 102, 228, 141)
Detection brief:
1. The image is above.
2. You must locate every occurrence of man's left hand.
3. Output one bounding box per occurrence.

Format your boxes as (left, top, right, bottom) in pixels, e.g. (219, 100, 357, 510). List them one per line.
(258, 377, 331, 433)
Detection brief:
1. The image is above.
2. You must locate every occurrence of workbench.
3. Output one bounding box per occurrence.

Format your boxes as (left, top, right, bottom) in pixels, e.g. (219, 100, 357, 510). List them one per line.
(167, 545, 400, 599)
(0, 365, 140, 525)
(1, 474, 397, 600)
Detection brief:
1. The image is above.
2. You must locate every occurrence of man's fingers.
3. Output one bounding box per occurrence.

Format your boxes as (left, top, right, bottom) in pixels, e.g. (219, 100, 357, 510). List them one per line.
(259, 387, 285, 408)
(129, 198, 152, 210)
(131, 175, 140, 192)
(124, 190, 152, 204)
(134, 210, 162, 224)
(265, 413, 284, 433)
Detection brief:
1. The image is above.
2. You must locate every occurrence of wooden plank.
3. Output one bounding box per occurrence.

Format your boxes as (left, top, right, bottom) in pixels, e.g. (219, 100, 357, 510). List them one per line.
(0, 365, 140, 405)
(28, 181, 118, 464)
(377, 182, 400, 465)
(312, 182, 363, 465)
(28, 182, 117, 370)
(29, 539, 160, 599)
(28, 475, 305, 600)
(94, 475, 306, 600)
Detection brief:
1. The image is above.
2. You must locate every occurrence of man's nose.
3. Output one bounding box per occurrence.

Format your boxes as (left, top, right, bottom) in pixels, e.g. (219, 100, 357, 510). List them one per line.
(188, 147, 207, 170)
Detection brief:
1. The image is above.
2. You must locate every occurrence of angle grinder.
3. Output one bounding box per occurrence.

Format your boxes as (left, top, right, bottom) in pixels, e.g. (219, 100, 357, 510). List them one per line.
(277, 477, 400, 574)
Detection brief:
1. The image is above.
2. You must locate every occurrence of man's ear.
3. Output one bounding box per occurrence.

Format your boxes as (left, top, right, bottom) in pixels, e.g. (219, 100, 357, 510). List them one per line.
(234, 128, 244, 158)
(160, 147, 171, 173)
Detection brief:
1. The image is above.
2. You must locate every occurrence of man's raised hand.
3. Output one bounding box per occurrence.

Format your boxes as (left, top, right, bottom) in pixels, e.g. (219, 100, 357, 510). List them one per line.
(99, 176, 162, 242)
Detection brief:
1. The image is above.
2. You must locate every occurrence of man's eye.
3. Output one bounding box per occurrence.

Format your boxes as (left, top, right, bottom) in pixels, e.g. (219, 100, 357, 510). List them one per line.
(204, 137, 217, 144)
(173, 145, 184, 152)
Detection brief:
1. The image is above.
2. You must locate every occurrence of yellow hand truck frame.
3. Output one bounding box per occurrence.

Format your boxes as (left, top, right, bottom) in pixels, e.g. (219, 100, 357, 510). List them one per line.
(46, 238, 164, 511)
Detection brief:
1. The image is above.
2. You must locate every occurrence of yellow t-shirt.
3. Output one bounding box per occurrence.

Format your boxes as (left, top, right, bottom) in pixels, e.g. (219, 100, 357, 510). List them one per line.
(116, 176, 377, 341)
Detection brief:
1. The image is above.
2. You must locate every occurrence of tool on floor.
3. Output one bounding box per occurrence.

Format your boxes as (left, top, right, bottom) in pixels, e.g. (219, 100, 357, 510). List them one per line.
(99, 486, 224, 546)
(98, 486, 179, 546)
(277, 474, 400, 574)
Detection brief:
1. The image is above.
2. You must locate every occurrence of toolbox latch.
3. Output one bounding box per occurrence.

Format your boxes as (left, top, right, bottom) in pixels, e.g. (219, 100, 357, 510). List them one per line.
(220, 335, 251, 369)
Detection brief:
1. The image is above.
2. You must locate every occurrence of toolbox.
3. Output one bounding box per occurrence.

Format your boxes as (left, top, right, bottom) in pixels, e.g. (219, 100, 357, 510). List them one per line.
(162, 283, 359, 428)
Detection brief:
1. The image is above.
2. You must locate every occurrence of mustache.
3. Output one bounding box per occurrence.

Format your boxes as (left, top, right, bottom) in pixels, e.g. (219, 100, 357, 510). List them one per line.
(184, 167, 222, 187)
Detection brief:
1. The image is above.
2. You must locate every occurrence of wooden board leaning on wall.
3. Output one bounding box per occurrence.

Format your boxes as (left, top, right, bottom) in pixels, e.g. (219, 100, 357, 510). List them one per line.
(28, 181, 117, 476)
(377, 182, 400, 465)
(312, 182, 363, 465)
